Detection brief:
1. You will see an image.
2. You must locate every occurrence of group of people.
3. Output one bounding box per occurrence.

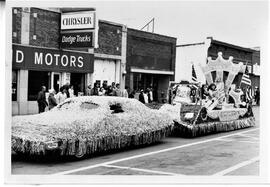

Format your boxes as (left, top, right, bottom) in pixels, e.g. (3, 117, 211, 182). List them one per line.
(199, 81, 260, 110)
(37, 84, 76, 113)
(138, 88, 154, 104)
(37, 82, 138, 113)
(85, 81, 130, 97)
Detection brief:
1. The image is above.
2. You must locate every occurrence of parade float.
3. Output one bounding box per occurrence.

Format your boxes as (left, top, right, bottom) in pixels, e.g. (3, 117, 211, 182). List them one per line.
(168, 52, 255, 137)
(12, 96, 174, 158)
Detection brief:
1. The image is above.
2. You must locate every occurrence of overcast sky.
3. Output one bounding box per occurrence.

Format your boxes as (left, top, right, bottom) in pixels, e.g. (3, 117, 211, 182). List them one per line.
(88, 1, 268, 48)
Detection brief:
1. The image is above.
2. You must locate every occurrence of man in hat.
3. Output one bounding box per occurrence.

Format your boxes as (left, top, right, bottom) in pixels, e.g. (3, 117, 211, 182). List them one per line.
(37, 86, 48, 113)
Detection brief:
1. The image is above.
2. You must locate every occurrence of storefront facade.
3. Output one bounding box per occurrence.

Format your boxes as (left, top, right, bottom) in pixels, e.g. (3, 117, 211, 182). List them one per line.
(12, 7, 126, 115)
(126, 29, 177, 102)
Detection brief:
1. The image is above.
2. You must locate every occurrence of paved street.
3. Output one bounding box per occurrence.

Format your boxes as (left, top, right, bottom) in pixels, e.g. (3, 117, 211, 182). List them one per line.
(12, 106, 260, 176)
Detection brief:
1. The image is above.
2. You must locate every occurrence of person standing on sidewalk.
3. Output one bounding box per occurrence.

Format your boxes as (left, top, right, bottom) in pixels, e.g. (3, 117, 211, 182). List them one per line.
(55, 87, 67, 104)
(48, 89, 57, 110)
(90, 83, 99, 96)
(69, 85, 75, 98)
(254, 87, 260, 106)
(37, 86, 48, 113)
(114, 83, 122, 97)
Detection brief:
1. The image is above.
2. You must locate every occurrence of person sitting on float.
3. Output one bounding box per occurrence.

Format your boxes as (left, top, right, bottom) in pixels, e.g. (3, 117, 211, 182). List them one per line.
(239, 94, 248, 108)
(189, 87, 197, 103)
(207, 83, 217, 99)
(201, 84, 209, 104)
(204, 83, 219, 110)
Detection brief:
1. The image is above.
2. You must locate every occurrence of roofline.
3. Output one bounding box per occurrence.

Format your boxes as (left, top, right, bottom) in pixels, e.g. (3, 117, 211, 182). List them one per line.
(210, 38, 256, 52)
(127, 27, 177, 40)
(176, 42, 205, 47)
(99, 19, 126, 27)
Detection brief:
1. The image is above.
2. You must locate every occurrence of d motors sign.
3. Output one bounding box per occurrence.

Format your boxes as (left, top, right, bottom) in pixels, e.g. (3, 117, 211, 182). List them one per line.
(12, 44, 94, 73)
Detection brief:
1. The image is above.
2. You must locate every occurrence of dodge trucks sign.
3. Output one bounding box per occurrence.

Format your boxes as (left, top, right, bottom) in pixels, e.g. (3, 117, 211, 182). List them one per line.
(60, 32, 93, 48)
(12, 44, 94, 73)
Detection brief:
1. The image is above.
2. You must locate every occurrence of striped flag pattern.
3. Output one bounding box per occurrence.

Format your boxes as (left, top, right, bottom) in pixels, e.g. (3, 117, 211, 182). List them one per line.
(241, 65, 251, 86)
(191, 64, 198, 82)
(246, 86, 253, 103)
(191, 64, 199, 89)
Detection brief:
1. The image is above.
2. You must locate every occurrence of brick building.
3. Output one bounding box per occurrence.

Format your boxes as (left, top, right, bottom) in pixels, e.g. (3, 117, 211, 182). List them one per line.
(12, 7, 127, 115)
(11, 7, 177, 115)
(176, 37, 260, 91)
(126, 29, 177, 102)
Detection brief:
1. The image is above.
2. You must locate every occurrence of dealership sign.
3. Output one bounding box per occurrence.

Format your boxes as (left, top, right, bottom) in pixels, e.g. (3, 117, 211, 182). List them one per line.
(61, 32, 93, 48)
(12, 44, 94, 73)
(60, 10, 96, 48)
(61, 11, 95, 30)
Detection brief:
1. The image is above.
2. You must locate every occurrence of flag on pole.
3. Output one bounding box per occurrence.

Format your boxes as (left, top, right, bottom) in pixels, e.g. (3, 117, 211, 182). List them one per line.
(191, 64, 198, 83)
(191, 64, 199, 89)
(241, 65, 251, 86)
(246, 86, 253, 103)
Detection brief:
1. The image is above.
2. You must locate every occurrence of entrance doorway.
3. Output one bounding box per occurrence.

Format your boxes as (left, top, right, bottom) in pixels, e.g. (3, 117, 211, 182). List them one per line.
(51, 72, 61, 93)
(133, 73, 159, 101)
(70, 73, 85, 96)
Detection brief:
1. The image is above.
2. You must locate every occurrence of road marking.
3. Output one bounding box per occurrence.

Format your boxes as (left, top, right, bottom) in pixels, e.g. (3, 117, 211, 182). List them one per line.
(237, 133, 259, 140)
(52, 127, 259, 175)
(216, 139, 259, 144)
(213, 156, 259, 176)
(102, 164, 182, 176)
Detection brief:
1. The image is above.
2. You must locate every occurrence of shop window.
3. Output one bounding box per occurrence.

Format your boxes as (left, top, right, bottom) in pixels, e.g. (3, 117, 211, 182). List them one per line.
(28, 71, 49, 101)
(12, 70, 17, 101)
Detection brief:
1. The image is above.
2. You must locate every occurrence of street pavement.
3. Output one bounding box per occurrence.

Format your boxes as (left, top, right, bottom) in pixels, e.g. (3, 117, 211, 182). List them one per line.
(11, 106, 260, 176)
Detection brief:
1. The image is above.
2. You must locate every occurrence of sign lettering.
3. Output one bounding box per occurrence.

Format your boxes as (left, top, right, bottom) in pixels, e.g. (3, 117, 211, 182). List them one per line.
(60, 32, 94, 48)
(61, 11, 95, 30)
(12, 44, 94, 73)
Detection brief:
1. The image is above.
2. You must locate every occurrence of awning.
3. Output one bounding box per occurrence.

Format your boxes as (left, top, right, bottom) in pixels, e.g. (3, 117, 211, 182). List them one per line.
(130, 67, 174, 75)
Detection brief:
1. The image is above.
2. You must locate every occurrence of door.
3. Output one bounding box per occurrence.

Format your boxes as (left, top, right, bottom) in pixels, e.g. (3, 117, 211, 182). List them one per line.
(51, 72, 61, 93)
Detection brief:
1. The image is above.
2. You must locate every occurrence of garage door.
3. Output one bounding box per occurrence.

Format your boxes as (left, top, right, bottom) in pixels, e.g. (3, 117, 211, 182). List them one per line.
(93, 59, 116, 85)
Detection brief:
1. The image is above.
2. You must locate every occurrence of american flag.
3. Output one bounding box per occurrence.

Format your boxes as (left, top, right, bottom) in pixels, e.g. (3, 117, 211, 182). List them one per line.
(246, 86, 253, 103)
(191, 64, 199, 89)
(241, 65, 251, 86)
(192, 64, 198, 82)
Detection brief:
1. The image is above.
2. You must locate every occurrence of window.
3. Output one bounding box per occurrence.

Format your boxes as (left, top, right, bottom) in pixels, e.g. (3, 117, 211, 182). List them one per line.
(80, 102, 99, 110)
(12, 70, 17, 101)
(28, 71, 49, 101)
(110, 103, 124, 114)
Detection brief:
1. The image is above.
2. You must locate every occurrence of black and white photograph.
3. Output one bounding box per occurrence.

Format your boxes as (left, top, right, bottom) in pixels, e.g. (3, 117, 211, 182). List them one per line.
(2, 0, 270, 185)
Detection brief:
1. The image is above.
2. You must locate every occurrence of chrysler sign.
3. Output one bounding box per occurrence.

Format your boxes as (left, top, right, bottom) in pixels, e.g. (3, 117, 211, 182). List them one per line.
(61, 11, 95, 30)
(12, 44, 94, 73)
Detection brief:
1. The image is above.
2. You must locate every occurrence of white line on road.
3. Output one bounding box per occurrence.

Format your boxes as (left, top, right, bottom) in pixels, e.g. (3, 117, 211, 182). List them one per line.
(212, 156, 259, 176)
(52, 127, 259, 175)
(237, 133, 259, 140)
(216, 139, 259, 144)
(102, 164, 182, 176)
